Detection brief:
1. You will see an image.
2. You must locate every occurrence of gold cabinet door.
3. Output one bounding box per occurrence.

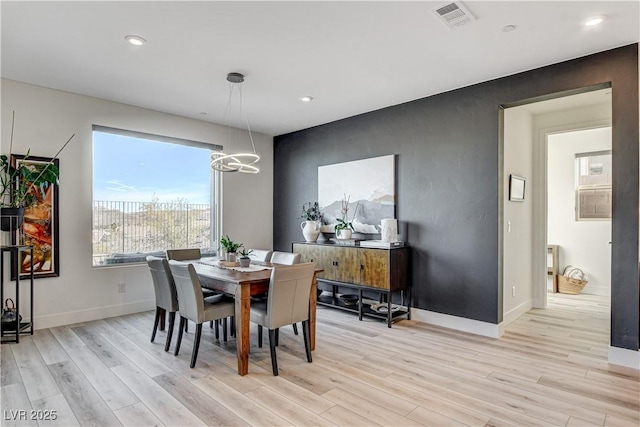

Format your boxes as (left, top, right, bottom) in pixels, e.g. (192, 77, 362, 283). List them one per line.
(293, 243, 334, 281)
(332, 246, 360, 284)
(359, 248, 390, 289)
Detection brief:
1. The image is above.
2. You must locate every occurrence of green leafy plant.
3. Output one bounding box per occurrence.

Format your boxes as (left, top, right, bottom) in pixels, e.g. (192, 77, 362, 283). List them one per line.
(300, 201, 322, 221)
(238, 248, 253, 258)
(334, 194, 359, 234)
(1, 112, 73, 208)
(334, 218, 353, 233)
(220, 234, 243, 253)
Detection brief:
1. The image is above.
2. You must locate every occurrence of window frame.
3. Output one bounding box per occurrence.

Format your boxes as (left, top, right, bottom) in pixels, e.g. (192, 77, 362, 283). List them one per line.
(575, 150, 612, 221)
(91, 125, 222, 267)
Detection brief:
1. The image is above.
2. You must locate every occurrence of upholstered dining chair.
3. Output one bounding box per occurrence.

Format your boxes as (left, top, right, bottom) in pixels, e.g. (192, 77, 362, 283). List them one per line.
(270, 251, 301, 265)
(269, 250, 302, 335)
(251, 262, 316, 376)
(166, 248, 230, 336)
(166, 248, 201, 261)
(146, 256, 178, 352)
(168, 260, 236, 368)
(247, 249, 273, 263)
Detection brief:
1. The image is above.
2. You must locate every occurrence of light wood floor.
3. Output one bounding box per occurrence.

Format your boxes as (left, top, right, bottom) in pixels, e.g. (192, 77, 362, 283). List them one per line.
(1, 293, 638, 426)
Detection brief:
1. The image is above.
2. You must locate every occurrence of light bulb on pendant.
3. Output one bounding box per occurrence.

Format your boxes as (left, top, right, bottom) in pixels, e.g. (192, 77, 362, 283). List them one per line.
(210, 72, 260, 174)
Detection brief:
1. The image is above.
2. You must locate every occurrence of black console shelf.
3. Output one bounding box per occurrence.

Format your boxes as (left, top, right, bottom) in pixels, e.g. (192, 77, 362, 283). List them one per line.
(1, 245, 34, 343)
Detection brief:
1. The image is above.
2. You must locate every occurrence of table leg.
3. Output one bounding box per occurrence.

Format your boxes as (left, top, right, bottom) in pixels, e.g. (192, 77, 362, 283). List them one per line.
(309, 274, 317, 351)
(235, 283, 250, 375)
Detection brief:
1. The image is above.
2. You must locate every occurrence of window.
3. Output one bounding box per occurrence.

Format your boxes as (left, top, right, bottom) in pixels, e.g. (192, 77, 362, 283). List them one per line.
(575, 150, 611, 220)
(92, 126, 221, 266)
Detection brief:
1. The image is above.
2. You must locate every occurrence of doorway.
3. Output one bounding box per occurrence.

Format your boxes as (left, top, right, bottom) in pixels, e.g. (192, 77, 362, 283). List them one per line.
(547, 128, 612, 297)
(502, 88, 612, 327)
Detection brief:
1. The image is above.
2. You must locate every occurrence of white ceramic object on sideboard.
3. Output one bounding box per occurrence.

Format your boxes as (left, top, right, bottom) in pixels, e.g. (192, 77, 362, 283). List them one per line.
(336, 229, 352, 240)
(380, 218, 398, 242)
(301, 220, 321, 242)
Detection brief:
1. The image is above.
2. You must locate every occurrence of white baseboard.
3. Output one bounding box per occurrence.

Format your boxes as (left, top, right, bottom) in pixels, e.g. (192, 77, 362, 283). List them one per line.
(608, 346, 640, 370)
(411, 308, 501, 338)
(34, 299, 155, 330)
(499, 299, 533, 336)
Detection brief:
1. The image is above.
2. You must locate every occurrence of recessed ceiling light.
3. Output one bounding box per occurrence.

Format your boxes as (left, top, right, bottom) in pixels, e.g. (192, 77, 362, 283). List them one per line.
(125, 35, 147, 46)
(300, 96, 314, 103)
(502, 25, 517, 32)
(584, 15, 607, 27)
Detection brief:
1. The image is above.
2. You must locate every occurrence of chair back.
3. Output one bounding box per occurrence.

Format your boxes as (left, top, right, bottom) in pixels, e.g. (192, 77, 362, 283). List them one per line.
(166, 248, 201, 261)
(248, 249, 273, 262)
(265, 262, 315, 329)
(270, 251, 301, 265)
(146, 256, 179, 312)
(168, 260, 206, 323)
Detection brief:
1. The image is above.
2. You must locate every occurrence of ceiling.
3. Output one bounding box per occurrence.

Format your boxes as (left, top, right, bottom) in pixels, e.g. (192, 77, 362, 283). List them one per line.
(1, 1, 637, 137)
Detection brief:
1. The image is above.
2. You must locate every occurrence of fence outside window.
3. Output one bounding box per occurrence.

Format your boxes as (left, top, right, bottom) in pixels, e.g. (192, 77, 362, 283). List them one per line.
(92, 200, 214, 266)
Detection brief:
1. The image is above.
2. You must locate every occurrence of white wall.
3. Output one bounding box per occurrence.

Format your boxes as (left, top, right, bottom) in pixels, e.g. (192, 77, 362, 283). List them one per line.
(548, 127, 611, 295)
(1, 79, 273, 328)
(503, 107, 534, 322)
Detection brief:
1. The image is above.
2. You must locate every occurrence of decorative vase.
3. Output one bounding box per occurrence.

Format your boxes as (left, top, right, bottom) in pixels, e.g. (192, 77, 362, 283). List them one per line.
(0, 207, 24, 233)
(301, 220, 321, 242)
(225, 252, 237, 262)
(336, 229, 352, 240)
(239, 257, 251, 268)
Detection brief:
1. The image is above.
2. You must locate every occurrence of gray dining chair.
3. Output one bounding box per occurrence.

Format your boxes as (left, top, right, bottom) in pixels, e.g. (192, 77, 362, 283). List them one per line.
(270, 251, 301, 265)
(166, 248, 201, 261)
(251, 262, 316, 376)
(248, 249, 273, 263)
(269, 250, 302, 335)
(146, 256, 178, 352)
(168, 260, 236, 368)
(166, 248, 230, 337)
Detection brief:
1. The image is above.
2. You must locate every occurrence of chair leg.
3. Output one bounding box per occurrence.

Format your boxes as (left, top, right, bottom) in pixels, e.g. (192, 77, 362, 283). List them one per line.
(275, 328, 279, 346)
(230, 316, 235, 337)
(215, 320, 220, 340)
(151, 307, 161, 342)
(175, 316, 186, 356)
(258, 325, 263, 348)
(185, 320, 188, 332)
(190, 323, 202, 368)
(292, 323, 299, 335)
(210, 320, 213, 329)
(165, 312, 176, 352)
(268, 329, 279, 376)
(223, 318, 228, 342)
(302, 320, 312, 363)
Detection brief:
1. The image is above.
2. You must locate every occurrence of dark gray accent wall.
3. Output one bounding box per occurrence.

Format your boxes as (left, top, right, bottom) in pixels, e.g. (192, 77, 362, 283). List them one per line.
(274, 44, 639, 350)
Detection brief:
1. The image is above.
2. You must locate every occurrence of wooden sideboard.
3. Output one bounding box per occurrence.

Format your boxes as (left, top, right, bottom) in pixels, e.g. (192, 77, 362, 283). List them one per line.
(292, 242, 410, 327)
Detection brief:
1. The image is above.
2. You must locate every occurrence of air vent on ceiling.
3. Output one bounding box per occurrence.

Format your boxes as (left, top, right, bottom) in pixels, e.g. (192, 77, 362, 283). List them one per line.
(432, 2, 475, 29)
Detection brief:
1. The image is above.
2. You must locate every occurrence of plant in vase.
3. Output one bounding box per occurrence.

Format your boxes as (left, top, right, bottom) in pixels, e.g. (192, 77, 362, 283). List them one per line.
(1, 112, 73, 233)
(334, 195, 359, 240)
(299, 201, 322, 242)
(238, 248, 253, 267)
(220, 234, 243, 262)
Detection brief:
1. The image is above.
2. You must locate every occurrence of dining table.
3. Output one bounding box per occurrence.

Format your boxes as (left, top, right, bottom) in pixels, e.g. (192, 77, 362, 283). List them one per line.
(189, 258, 320, 376)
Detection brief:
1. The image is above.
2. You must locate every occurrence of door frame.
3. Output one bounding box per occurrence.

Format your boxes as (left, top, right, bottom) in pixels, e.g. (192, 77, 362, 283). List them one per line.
(532, 118, 612, 308)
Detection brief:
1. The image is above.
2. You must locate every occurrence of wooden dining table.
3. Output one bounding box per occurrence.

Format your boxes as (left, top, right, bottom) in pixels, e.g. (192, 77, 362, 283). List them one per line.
(190, 258, 319, 376)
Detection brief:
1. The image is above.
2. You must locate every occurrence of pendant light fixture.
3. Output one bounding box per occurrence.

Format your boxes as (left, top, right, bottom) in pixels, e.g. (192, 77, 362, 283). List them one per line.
(210, 72, 260, 174)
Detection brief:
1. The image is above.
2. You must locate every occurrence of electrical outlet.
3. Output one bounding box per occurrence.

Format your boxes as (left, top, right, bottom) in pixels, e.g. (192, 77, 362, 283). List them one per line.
(512, 286, 516, 297)
(118, 282, 126, 293)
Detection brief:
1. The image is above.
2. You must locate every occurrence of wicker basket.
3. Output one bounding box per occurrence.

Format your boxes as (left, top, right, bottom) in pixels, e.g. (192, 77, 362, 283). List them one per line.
(558, 275, 588, 294)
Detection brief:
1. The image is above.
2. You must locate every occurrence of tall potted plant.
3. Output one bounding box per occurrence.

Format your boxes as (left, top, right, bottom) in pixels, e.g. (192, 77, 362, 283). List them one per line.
(1, 112, 73, 233)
